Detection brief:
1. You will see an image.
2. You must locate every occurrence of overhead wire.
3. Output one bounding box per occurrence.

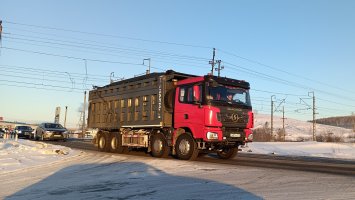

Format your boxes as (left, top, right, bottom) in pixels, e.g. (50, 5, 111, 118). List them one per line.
(4, 20, 213, 49)
(218, 48, 355, 94)
(2, 20, 354, 119)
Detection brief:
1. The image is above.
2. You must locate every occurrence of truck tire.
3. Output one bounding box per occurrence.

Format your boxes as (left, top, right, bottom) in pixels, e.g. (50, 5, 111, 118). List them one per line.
(217, 147, 238, 159)
(98, 132, 109, 152)
(150, 133, 169, 158)
(175, 133, 199, 160)
(110, 132, 127, 154)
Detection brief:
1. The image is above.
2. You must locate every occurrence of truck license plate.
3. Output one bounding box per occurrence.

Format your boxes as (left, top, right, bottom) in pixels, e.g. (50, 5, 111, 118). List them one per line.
(230, 133, 241, 138)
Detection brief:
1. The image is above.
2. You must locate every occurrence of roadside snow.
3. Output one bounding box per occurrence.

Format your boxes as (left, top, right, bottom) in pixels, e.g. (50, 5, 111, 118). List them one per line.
(241, 142, 355, 160)
(0, 139, 79, 173)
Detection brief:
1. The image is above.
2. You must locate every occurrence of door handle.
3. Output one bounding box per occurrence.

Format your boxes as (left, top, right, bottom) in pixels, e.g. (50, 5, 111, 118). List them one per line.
(184, 114, 188, 119)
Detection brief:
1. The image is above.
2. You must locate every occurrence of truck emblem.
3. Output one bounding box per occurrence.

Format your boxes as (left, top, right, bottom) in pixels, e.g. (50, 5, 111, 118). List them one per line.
(232, 114, 240, 122)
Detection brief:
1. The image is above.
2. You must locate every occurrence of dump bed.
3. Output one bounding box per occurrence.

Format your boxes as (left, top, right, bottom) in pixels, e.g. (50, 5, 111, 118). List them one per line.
(87, 70, 195, 130)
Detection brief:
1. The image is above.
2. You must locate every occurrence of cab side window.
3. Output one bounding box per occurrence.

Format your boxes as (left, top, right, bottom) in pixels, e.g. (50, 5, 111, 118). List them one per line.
(179, 85, 202, 104)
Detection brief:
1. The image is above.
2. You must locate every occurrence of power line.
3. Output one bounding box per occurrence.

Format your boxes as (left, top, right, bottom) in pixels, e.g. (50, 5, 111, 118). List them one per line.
(218, 48, 355, 94)
(251, 88, 308, 97)
(4, 37, 209, 69)
(3, 33, 210, 62)
(0, 64, 110, 82)
(4, 26, 355, 102)
(224, 62, 355, 102)
(4, 20, 212, 49)
(1, 82, 83, 93)
(0, 46, 150, 66)
(0, 79, 84, 91)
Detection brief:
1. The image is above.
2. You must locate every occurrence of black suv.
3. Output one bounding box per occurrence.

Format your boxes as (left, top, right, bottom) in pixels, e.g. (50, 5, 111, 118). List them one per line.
(14, 126, 33, 139)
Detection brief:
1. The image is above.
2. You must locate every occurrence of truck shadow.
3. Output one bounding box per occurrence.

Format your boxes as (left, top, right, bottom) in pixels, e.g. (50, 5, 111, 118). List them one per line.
(5, 162, 262, 200)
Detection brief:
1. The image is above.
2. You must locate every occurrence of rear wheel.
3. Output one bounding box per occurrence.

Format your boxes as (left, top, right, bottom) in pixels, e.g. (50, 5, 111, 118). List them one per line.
(110, 132, 127, 153)
(175, 133, 199, 160)
(150, 133, 169, 158)
(217, 147, 238, 159)
(98, 132, 109, 152)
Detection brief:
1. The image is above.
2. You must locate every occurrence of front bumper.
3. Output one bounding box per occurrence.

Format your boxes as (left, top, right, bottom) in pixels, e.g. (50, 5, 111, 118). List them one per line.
(44, 132, 67, 140)
(202, 127, 252, 143)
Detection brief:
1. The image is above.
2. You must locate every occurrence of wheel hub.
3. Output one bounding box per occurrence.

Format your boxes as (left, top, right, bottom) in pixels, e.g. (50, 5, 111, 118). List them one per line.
(178, 139, 190, 155)
(153, 139, 163, 152)
(111, 137, 117, 150)
(99, 137, 105, 149)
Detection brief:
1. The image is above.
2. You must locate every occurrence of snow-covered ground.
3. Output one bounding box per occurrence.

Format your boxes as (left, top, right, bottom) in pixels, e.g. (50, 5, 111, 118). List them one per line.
(254, 113, 355, 142)
(0, 138, 354, 176)
(0, 139, 79, 173)
(241, 142, 355, 160)
(1, 139, 354, 200)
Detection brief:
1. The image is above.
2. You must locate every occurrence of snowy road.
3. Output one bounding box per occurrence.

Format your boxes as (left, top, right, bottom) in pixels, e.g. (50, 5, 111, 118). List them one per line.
(1, 140, 354, 199)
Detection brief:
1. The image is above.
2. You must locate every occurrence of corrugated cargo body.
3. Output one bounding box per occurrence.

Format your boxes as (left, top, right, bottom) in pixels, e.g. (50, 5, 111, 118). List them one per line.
(88, 71, 194, 130)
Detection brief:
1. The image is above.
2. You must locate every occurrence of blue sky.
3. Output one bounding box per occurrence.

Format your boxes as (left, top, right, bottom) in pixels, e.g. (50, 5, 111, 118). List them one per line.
(1, 0, 355, 128)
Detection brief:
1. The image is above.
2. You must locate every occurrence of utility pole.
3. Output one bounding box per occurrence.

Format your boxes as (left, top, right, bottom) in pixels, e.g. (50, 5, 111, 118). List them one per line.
(82, 91, 87, 138)
(143, 58, 151, 74)
(215, 60, 224, 77)
(271, 95, 275, 138)
(110, 72, 114, 83)
(209, 48, 216, 75)
(64, 106, 68, 128)
(282, 106, 287, 141)
(308, 91, 316, 141)
(0, 20, 2, 55)
(0, 20, 2, 40)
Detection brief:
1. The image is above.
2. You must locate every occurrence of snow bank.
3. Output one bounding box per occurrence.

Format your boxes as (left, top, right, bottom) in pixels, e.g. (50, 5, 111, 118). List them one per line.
(0, 139, 79, 173)
(241, 142, 355, 160)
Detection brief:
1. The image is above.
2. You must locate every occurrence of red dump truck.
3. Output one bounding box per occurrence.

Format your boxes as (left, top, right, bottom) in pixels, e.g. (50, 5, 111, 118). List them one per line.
(88, 70, 253, 160)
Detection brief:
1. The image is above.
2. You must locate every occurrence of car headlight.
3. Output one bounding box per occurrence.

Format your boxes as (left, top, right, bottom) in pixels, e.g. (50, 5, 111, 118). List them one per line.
(207, 132, 218, 140)
(45, 131, 53, 136)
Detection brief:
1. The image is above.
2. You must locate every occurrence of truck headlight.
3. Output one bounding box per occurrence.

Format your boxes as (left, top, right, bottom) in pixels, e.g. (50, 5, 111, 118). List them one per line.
(207, 132, 218, 140)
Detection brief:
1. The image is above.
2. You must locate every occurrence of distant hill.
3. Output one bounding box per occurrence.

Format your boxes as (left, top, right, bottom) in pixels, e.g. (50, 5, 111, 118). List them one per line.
(312, 116, 355, 129)
(254, 114, 354, 142)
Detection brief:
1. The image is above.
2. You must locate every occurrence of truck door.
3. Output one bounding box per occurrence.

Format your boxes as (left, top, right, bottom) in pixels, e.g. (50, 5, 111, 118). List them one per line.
(174, 84, 205, 138)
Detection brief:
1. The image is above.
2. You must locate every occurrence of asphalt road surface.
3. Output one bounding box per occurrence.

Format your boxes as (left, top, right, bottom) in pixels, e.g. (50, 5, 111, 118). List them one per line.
(52, 139, 355, 176)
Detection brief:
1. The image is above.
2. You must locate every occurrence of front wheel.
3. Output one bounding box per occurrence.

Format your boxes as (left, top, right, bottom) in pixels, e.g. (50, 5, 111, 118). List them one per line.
(217, 147, 238, 159)
(175, 133, 199, 160)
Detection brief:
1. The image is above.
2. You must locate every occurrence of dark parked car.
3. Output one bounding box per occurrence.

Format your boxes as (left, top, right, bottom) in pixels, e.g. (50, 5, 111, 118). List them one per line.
(14, 126, 33, 139)
(0, 129, 4, 138)
(35, 123, 68, 141)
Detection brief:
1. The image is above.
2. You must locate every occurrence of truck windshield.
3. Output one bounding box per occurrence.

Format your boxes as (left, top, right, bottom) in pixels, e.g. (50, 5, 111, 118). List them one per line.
(207, 85, 251, 106)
